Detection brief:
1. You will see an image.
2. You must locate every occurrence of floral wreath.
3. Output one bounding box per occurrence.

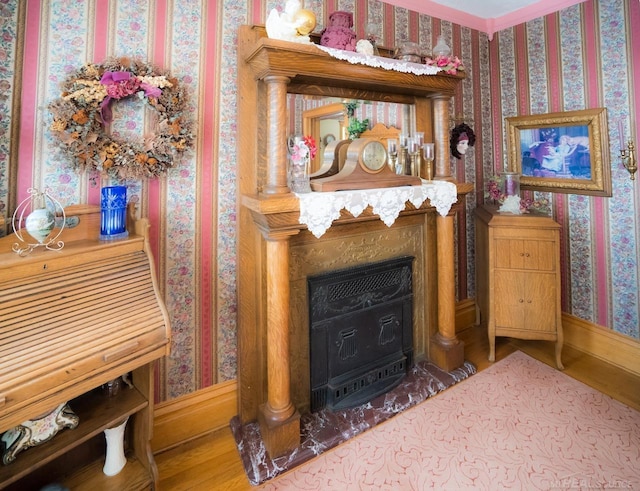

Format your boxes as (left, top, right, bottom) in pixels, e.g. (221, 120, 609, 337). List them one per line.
(48, 57, 193, 180)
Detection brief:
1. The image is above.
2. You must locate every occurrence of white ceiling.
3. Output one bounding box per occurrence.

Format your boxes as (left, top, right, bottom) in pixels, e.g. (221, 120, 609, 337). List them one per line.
(431, 0, 540, 19)
(383, 0, 587, 37)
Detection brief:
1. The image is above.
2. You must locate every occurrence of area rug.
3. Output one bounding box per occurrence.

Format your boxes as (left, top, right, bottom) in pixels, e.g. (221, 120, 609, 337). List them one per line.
(230, 359, 477, 485)
(259, 351, 640, 490)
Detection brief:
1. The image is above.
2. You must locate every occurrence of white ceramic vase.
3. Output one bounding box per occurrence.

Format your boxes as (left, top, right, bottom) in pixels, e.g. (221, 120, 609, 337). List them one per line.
(103, 417, 129, 476)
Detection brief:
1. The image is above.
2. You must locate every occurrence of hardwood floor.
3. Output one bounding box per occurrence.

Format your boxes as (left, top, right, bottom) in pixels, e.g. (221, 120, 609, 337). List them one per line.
(156, 324, 640, 490)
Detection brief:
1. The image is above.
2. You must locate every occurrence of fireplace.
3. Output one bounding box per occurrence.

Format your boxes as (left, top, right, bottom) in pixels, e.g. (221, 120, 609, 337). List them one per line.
(308, 256, 414, 412)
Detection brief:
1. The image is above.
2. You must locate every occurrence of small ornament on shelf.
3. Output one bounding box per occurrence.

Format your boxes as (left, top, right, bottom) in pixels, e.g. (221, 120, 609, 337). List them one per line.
(266, 0, 316, 43)
(423, 36, 464, 75)
(364, 22, 381, 56)
(11, 188, 66, 256)
(485, 173, 551, 215)
(1, 403, 79, 465)
(320, 10, 357, 51)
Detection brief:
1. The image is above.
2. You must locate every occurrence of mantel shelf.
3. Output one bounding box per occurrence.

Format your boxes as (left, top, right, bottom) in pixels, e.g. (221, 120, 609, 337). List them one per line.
(242, 26, 465, 100)
(242, 181, 473, 237)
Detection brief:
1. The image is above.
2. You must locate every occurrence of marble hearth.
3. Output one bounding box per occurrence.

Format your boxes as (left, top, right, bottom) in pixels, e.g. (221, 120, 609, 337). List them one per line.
(231, 358, 477, 485)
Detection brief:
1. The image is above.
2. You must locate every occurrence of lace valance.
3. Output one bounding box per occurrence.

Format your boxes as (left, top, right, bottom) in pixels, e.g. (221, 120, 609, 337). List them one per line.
(314, 45, 441, 76)
(297, 180, 458, 238)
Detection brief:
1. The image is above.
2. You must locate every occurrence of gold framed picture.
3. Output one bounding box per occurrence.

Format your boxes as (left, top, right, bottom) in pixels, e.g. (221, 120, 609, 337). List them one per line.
(506, 108, 612, 196)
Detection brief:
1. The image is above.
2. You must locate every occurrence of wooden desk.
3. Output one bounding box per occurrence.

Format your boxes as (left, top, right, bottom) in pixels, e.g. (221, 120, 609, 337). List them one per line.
(0, 204, 170, 490)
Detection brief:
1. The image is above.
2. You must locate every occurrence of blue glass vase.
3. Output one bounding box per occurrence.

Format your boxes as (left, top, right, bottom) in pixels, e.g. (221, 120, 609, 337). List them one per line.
(100, 186, 129, 240)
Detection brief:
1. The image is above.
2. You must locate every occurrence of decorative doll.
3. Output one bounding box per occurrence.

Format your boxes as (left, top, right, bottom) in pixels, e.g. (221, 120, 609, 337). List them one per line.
(450, 123, 476, 159)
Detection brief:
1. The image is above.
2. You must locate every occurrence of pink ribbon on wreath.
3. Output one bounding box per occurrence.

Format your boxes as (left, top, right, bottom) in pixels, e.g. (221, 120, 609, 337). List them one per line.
(99, 71, 162, 124)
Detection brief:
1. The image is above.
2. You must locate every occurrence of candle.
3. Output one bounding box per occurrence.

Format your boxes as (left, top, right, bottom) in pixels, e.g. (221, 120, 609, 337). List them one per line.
(408, 138, 418, 154)
(414, 132, 424, 146)
(502, 172, 520, 197)
(387, 138, 397, 154)
(618, 119, 625, 149)
(423, 143, 434, 160)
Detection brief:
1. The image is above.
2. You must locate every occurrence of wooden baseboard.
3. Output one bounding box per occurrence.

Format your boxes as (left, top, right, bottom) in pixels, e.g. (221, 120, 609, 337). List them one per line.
(562, 313, 640, 377)
(456, 298, 477, 333)
(152, 379, 237, 454)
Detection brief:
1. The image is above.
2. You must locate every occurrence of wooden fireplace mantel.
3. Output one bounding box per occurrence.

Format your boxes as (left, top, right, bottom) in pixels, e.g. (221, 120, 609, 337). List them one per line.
(236, 24, 472, 458)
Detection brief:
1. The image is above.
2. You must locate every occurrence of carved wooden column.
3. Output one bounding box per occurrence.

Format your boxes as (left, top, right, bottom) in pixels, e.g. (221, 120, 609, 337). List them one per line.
(433, 96, 452, 180)
(263, 75, 291, 195)
(431, 213, 465, 371)
(430, 95, 464, 370)
(257, 233, 301, 457)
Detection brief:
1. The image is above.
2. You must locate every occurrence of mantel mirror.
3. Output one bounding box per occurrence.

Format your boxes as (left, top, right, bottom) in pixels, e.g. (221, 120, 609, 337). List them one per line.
(292, 95, 416, 174)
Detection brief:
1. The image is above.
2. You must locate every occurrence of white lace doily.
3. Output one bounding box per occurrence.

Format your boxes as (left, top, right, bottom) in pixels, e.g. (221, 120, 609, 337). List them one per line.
(297, 180, 458, 238)
(315, 45, 441, 76)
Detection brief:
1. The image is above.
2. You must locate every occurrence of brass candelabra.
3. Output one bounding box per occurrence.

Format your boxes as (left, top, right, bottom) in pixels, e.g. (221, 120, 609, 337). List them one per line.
(621, 140, 637, 180)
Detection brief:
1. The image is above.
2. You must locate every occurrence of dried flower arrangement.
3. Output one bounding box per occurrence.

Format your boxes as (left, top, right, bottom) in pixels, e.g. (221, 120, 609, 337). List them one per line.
(48, 57, 194, 180)
(485, 174, 551, 214)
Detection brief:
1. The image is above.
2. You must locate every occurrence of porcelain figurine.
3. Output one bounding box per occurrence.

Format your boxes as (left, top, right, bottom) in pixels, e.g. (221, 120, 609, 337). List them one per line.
(266, 0, 314, 43)
(1, 403, 79, 465)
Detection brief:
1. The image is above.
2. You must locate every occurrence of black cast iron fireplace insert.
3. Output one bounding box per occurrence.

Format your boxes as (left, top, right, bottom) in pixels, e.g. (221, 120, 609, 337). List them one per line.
(308, 256, 414, 412)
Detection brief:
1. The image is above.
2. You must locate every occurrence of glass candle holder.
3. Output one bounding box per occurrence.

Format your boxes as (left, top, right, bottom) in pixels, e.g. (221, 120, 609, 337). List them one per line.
(100, 186, 129, 240)
(501, 172, 520, 197)
(287, 135, 312, 193)
(423, 143, 435, 181)
(387, 138, 398, 154)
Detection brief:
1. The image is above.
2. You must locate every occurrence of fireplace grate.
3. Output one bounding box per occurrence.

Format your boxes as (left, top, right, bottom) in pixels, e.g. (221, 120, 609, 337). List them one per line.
(308, 256, 414, 412)
(330, 357, 407, 409)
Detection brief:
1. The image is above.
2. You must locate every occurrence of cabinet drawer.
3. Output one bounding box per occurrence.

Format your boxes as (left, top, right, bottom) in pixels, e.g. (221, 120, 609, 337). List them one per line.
(494, 238, 556, 271)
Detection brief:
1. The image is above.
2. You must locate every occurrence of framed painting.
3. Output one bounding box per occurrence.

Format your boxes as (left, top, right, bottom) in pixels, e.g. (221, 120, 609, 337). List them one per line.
(506, 108, 611, 196)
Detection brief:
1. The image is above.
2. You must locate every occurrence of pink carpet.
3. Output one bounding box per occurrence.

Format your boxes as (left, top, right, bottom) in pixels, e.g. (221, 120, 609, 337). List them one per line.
(259, 351, 640, 490)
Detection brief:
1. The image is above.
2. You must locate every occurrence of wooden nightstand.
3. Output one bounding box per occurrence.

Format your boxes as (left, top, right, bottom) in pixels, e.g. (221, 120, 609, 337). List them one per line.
(475, 205, 564, 369)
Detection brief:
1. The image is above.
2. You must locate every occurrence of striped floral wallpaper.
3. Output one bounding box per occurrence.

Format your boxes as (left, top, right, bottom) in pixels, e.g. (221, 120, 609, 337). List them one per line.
(0, 0, 637, 403)
(489, 0, 640, 338)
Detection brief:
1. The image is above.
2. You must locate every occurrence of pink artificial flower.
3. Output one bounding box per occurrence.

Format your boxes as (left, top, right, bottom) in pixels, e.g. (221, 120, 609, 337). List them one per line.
(105, 77, 141, 99)
(140, 82, 162, 98)
(303, 135, 317, 159)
